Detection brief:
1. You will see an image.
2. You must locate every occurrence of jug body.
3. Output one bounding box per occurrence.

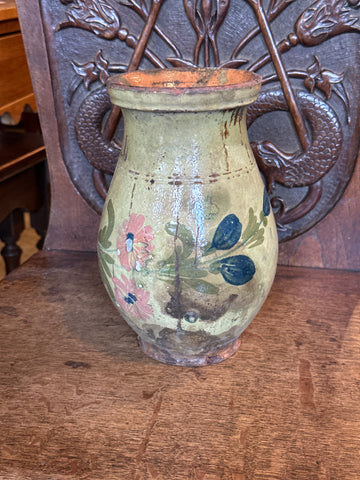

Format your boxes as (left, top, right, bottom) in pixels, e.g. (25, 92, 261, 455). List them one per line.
(98, 68, 278, 366)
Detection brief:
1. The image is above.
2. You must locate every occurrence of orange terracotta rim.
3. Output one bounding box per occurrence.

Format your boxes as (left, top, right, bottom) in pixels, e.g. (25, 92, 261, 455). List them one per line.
(107, 68, 262, 94)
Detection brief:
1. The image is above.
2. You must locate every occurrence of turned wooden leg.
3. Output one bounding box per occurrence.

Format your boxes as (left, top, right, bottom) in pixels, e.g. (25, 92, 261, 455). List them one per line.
(30, 204, 48, 250)
(30, 161, 50, 250)
(0, 209, 25, 274)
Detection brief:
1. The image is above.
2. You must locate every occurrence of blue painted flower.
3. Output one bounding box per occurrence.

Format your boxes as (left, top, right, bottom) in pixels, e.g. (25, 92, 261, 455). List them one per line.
(263, 188, 271, 217)
(214, 255, 256, 286)
(212, 214, 242, 250)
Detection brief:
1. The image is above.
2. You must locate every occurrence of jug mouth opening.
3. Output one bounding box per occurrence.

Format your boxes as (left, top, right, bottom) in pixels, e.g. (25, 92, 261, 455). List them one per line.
(107, 68, 261, 92)
(107, 68, 262, 112)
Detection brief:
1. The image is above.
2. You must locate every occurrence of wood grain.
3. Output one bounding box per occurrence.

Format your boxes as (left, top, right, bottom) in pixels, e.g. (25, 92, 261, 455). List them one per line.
(0, 251, 359, 479)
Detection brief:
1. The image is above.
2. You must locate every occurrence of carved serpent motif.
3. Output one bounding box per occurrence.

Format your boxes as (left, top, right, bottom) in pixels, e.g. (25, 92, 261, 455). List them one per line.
(76, 86, 343, 192)
(247, 90, 343, 189)
(75, 86, 120, 174)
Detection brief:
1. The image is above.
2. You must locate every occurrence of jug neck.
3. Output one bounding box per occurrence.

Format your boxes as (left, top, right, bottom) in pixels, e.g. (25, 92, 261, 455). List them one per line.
(119, 106, 253, 180)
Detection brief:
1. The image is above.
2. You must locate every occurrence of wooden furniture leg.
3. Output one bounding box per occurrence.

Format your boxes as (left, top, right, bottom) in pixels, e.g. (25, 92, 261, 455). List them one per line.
(0, 112, 48, 274)
(29, 162, 50, 249)
(0, 208, 24, 273)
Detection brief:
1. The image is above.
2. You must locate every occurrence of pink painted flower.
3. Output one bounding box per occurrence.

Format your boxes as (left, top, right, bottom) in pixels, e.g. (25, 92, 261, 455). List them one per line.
(116, 214, 155, 271)
(112, 274, 153, 321)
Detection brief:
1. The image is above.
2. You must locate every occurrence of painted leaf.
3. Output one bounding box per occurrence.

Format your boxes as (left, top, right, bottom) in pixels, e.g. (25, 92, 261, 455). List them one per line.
(159, 277, 175, 287)
(179, 264, 208, 278)
(98, 226, 110, 249)
(165, 222, 195, 259)
(248, 228, 265, 248)
(201, 242, 216, 257)
(218, 255, 256, 286)
(158, 246, 180, 267)
(98, 199, 115, 249)
(98, 252, 112, 278)
(99, 262, 116, 303)
(241, 208, 258, 244)
(259, 211, 268, 227)
(212, 214, 242, 250)
(159, 263, 208, 278)
(159, 259, 208, 278)
(182, 278, 219, 295)
(102, 251, 115, 265)
(208, 260, 221, 275)
(106, 199, 115, 237)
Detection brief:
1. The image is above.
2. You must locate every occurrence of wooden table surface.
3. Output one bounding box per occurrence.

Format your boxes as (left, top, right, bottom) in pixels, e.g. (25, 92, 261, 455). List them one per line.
(0, 251, 359, 479)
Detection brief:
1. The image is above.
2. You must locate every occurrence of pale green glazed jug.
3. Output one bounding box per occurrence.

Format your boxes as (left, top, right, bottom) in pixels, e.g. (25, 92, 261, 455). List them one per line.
(98, 68, 278, 366)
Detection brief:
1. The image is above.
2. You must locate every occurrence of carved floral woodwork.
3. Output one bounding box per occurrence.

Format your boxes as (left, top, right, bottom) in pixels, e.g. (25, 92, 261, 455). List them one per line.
(40, 0, 360, 241)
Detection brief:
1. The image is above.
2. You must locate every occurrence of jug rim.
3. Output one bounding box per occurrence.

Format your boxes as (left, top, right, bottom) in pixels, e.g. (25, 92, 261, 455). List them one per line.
(107, 68, 262, 112)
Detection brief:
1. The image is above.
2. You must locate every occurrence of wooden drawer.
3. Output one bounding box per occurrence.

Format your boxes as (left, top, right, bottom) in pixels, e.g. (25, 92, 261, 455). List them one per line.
(0, 0, 36, 123)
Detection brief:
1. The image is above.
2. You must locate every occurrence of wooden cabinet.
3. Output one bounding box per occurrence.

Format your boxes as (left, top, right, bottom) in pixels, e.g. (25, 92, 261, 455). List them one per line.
(0, 0, 36, 124)
(0, 0, 47, 274)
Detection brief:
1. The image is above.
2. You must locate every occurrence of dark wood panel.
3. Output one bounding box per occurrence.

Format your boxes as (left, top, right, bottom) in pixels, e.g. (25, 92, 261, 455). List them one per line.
(16, 0, 360, 269)
(16, 0, 100, 253)
(278, 150, 360, 270)
(44, 0, 360, 244)
(0, 251, 359, 478)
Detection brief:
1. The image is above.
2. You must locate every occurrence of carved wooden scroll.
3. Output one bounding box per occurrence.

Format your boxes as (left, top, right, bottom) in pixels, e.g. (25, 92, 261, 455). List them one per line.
(41, 0, 360, 241)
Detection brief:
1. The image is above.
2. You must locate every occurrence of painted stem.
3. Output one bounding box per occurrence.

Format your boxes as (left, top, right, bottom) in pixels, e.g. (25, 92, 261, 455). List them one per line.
(198, 221, 264, 268)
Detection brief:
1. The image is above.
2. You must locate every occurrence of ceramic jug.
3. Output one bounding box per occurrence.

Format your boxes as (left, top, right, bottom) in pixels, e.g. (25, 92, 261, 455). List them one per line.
(98, 68, 278, 366)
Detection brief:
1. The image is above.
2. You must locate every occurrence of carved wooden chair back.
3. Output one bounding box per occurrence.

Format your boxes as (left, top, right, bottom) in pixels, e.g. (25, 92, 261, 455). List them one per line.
(17, 0, 360, 270)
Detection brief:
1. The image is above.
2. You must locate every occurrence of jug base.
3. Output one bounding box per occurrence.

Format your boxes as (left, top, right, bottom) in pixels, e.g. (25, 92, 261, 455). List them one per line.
(139, 335, 242, 367)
